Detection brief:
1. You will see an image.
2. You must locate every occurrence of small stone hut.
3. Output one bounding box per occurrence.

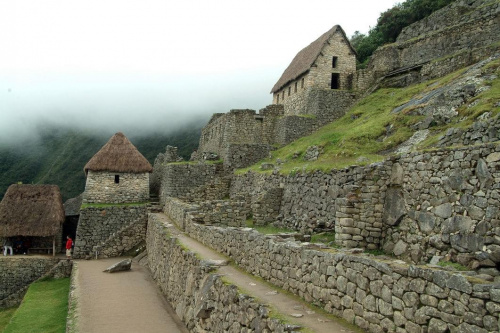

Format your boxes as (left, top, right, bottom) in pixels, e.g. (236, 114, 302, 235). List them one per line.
(0, 184, 65, 255)
(271, 25, 357, 115)
(83, 132, 153, 204)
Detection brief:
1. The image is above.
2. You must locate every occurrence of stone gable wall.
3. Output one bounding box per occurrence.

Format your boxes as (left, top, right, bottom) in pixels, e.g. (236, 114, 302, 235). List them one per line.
(73, 205, 147, 258)
(162, 200, 500, 333)
(146, 214, 294, 332)
(83, 171, 149, 204)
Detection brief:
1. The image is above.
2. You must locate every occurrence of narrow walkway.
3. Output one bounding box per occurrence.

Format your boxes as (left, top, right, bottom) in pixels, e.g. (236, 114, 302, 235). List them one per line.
(74, 258, 188, 333)
(159, 213, 359, 333)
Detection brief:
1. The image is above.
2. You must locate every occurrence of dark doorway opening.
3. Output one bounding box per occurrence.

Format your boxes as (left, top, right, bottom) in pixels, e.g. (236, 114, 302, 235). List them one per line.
(115, 175, 120, 183)
(331, 73, 340, 89)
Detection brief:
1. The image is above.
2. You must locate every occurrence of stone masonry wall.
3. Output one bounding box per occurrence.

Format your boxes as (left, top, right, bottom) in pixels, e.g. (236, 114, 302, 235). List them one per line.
(163, 197, 246, 228)
(159, 163, 220, 203)
(165, 201, 500, 333)
(381, 143, 500, 267)
(83, 171, 149, 204)
(230, 142, 500, 265)
(0, 258, 72, 308)
(223, 143, 271, 170)
(73, 205, 147, 258)
(146, 214, 294, 332)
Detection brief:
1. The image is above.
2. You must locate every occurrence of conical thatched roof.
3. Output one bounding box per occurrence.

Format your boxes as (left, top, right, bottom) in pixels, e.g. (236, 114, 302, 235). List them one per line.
(271, 25, 356, 93)
(84, 132, 153, 175)
(0, 184, 65, 237)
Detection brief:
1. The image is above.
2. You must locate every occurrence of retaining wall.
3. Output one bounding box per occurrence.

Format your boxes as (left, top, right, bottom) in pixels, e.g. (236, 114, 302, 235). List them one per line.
(146, 214, 297, 332)
(0, 258, 72, 307)
(163, 201, 500, 333)
(73, 205, 147, 258)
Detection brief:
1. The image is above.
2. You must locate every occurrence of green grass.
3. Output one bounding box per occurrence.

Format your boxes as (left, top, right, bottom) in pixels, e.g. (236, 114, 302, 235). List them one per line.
(245, 218, 295, 234)
(80, 202, 148, 209)
(364, 249, 387, 256)
(310, 232, 336, 244)
(437, 261, 469, 271)
(236, 59, 500, 175)
(3, 278, 70, 333)
(0, 307, 17, 332)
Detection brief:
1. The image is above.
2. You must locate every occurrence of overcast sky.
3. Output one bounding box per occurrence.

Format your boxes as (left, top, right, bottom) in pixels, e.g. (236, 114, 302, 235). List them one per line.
(0, 0, 399, 144)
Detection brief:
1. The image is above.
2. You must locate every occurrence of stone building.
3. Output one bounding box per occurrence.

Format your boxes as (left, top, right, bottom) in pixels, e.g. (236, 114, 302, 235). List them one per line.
(271, 25, 357, 118)
(83, 132, 153, 204)
(74, 132, 152, 258)
(0, 184, 65, 255)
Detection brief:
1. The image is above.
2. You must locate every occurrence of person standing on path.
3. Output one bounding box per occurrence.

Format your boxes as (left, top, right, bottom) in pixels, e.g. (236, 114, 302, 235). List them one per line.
(66, 236, 73, 260)
(3, 238, 13, 256)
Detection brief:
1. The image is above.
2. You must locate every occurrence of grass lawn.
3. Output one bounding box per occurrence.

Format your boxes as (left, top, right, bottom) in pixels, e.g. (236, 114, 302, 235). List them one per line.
(0, 307, 17, 332)
(3, 278, 70, 333)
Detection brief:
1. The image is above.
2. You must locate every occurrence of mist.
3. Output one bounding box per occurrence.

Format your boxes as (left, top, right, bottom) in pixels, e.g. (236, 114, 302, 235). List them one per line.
(0, 0, 400, 147)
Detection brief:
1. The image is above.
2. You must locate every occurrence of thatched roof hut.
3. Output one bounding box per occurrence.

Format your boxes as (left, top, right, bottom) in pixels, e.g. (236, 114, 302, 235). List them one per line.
(84, 132, 153, 175)
(271, 25, 356, 93)
(0, 184, 65, 237)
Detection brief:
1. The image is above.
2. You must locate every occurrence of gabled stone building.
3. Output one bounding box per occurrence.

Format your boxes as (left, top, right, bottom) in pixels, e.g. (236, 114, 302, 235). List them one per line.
(83, 132, 153, 204)
(271, 25, 357, 118)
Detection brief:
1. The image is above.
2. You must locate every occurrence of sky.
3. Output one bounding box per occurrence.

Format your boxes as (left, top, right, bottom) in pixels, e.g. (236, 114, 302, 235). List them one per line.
(0, 0, 400, 144)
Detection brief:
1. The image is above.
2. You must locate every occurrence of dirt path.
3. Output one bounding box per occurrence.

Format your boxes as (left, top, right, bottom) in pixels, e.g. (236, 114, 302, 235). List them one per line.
(74, 258, 188, 333)
(160, 214, 359, 333)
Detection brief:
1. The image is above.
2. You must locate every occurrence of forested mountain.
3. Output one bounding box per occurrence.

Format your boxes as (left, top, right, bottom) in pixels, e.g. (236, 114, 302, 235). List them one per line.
(0, 123, 203, 201)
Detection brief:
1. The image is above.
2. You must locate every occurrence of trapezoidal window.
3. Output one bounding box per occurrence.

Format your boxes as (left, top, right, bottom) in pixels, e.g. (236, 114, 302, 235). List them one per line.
(114, 175, 120, 184)
(332, 56, 338, 68)
(277, 94, 280, 103)
(288, 86, 291, 96)
(294, 82, 297, 93)
(301, 78, 305, 88)
(331, 73, 340, 89)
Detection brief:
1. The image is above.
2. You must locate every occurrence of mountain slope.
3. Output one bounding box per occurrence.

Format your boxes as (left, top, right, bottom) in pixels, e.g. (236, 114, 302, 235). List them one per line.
(238, 55, 500, 174)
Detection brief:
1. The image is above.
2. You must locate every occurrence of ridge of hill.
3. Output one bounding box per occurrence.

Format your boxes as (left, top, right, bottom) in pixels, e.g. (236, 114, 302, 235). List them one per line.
(0, 125, 202, 201)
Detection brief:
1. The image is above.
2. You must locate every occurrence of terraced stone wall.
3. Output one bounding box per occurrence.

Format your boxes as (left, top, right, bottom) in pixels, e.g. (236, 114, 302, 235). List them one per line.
(0, 258, 72, 307)
(146, 214, 296, 332)
(74, 205, 147, 258)
(164, 201, 500, 333)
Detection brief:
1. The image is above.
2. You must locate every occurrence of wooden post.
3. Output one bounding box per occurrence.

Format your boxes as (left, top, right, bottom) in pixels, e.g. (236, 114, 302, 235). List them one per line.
(52, 236, 56, 257)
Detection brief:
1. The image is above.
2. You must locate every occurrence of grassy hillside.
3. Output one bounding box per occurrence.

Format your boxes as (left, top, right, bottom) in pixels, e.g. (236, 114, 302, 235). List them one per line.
(0, 124, 202, 201)
(239, 57, 500, 174)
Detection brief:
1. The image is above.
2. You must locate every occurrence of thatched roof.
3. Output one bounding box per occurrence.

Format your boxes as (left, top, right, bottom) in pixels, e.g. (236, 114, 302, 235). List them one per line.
(0, 184, 65, 237)
(84, 132, 153, 175)
(63, 193, 83, 216)
(271, 25, 356, 93)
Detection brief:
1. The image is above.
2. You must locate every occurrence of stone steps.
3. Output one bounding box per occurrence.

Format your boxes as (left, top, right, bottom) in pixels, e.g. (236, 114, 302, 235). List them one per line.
(155, 213, 359, 333)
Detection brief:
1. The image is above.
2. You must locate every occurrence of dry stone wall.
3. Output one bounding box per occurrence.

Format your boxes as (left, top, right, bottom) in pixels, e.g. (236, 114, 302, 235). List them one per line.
(146, 214, 296, 332)
(73, 205, 147, 258)
(381, 143, 500, 267)
(164, 200, 500, 333)
(163, 197, 246, 228)
(230, 142, 500, 266)
(0, 258, 72, 307)
(83, 171, 149, 204)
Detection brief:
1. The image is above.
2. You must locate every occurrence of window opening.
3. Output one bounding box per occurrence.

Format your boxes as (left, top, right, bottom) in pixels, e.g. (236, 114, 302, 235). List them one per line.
(294, 82, 297, 93)
(115, 175, 120, 184)
(331, 73, 340, 89)
(301, 78, 305, 88)
(277, 94, 280, 103)
(288, 87, 291, 96)
(332, 56, 338, 68)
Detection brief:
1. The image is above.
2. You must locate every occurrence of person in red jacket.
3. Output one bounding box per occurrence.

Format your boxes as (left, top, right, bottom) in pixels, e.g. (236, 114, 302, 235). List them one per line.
(66, 236, 73, 260)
